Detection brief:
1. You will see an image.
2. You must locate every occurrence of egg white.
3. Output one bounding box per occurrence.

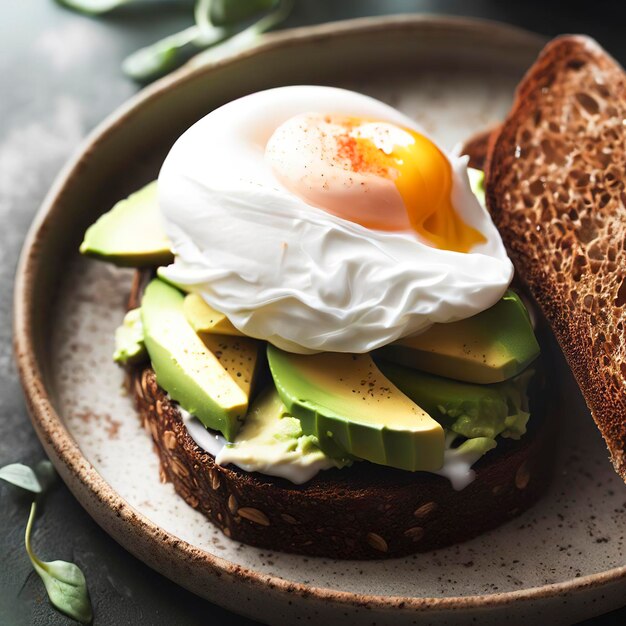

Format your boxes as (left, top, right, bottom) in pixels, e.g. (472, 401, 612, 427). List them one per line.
(158, 86, 513, 353)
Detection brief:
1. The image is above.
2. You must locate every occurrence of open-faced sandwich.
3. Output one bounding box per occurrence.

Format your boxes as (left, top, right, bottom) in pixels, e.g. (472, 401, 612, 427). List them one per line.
(79, 34, 625, 559)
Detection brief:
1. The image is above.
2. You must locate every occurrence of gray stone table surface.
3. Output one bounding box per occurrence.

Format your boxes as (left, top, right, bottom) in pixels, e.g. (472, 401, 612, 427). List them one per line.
(1, 1, 626, 624)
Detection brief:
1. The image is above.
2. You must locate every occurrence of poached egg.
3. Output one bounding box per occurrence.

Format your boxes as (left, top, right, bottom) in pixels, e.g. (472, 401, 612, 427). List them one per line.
(158, 86, 512, 353)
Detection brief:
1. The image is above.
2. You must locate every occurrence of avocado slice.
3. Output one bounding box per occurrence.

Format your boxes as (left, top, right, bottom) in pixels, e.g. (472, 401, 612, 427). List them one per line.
(113, 308, 147, 365)
(200, 333, 260, 398)
(80, 181, 173, 267)
(141, 278, 260, 440)
(468, 167, 485, 206)
(376, 291, 539, 384)
(267, 345, 444, 472)
(377, 361, 532, 441)
(183, 294, 243, 336)
(216, 387, 351, 482)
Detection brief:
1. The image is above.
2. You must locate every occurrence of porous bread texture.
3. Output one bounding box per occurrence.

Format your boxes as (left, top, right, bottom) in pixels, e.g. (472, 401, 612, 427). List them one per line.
(486, 35, 626, 479)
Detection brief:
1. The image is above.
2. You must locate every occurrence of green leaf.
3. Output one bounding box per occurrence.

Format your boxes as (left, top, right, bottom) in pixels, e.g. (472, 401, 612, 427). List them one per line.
(25, 503, 93, 624)
(191, 0, 292, 65)
(209, 0, 278, 25)
(35, 460, 57, 492)
(55, 0, 133, 15)
(0, 463, 42, 493)
(122, 24, 230, 82)
(123, 0, 292, 82)
(0, 461, 57, 494)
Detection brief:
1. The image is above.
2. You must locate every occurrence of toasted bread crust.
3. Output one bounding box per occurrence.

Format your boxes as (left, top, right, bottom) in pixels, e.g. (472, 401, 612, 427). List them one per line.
(129, 366, 553, 559)
(486, 36, 626, 480)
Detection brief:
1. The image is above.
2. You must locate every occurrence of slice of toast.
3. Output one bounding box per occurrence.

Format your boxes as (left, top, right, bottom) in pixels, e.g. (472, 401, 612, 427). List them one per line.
(486, 36, 626, 479)
(129, 271, 554, 559)
(131, 365, 552, 559)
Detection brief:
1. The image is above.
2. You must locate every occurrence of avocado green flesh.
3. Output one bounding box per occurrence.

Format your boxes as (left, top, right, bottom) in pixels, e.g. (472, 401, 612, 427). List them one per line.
(113, 308, 147, 365)
(80, 181, 173, 267)
(377, 361, 532, 441)
(468, 167, 486, 206)
(183, 293, 244, 336)
(200, 332, 261, 398)
(217, 387, 351, 479)
(377, 290, 539, 384)
(141, 278, 249, 440)
(267, 345, 444, 472)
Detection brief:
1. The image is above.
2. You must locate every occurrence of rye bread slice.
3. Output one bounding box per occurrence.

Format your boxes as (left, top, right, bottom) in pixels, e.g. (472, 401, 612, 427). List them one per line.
(485, 36, 626, 480)
(128, 287, 554, 559)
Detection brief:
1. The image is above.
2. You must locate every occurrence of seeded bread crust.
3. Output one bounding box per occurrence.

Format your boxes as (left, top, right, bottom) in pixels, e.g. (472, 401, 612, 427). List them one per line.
(128, 276, 555, 559)
(129, 366, 553, 559)
(486, 36, 626, 481)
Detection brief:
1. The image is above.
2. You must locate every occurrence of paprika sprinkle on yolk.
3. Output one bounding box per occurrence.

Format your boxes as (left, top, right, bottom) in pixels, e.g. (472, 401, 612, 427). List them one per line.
(265, 113, 486, 253)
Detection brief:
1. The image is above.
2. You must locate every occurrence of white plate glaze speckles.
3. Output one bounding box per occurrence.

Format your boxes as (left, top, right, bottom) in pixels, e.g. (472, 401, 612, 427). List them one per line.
(14, 16, 626, 625)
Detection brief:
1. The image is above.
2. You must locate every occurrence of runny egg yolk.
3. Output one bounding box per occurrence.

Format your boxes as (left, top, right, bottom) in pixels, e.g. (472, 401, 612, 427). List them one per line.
(264, 114, 486, 253)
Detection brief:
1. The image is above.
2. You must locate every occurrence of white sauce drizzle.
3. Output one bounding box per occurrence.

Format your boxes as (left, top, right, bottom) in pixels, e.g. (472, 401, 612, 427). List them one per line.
(180, 408, 340, 484)
(178, 408, 478, 490)
(180, 409, 226, 458)
(432, 432, 483, 491)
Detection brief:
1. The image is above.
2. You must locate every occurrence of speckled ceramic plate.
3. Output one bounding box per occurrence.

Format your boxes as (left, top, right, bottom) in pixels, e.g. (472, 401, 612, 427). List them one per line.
(14, 15, 626, 625)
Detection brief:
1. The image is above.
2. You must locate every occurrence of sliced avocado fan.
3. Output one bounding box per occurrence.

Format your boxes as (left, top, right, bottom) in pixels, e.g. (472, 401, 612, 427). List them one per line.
(80, 181, 173, 267)
(183, 293, 244, 337)
(267, 345, 444, 472)
(377, 361, 533, 441)
(141, 278, 260, 440)
(376, 290, 539, 384)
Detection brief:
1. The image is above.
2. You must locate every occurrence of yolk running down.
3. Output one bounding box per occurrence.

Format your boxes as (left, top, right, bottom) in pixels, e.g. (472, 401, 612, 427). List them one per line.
(264, 114, 486, 253)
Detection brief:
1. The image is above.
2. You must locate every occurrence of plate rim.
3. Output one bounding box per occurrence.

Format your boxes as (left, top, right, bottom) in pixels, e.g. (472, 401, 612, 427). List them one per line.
(13, 13, 626, 614)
